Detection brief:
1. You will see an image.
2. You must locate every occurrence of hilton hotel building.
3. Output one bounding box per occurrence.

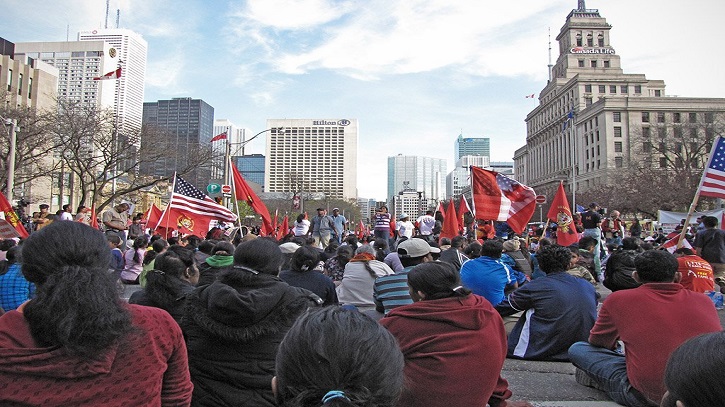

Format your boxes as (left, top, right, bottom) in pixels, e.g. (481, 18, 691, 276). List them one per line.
(265, 119, 358, 200)
(514, 1, 725, 199)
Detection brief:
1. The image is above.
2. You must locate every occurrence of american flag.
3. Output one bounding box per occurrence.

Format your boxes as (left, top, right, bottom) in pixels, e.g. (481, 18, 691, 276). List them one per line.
(170, 175, 237, 222)
(471, 166, 536, 234)
(699, 137, 725, 199)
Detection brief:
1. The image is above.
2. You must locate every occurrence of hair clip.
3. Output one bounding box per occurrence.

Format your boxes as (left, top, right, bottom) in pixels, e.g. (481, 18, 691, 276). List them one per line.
(322, 390, 349, 404)
(452, 285, 463, 292)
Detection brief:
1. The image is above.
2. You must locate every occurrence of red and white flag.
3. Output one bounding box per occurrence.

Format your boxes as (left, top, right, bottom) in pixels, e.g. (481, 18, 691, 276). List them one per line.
(157, 174, 237, 237)
(661, 236, 693, 253)
(470, 166, 536, 234)
(210, 131, 227, 142)
(698, 136, 725, 199)
(93, 67, 122, 80)
(525, 93, 535, 98)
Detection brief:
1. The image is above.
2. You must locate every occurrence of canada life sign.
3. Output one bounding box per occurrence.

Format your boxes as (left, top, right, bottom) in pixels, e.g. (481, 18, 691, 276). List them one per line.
(570, 47, 615, 54)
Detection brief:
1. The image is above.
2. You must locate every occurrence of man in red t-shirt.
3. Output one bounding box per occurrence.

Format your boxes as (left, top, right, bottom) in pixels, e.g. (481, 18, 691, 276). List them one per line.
(568, 250, 721, 406)
(674, 247, 715, 293)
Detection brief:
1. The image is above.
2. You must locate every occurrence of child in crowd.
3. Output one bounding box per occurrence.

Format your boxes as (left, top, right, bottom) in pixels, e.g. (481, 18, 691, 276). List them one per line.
(108, 234, 124, 282)
(566, 247, 597, 285)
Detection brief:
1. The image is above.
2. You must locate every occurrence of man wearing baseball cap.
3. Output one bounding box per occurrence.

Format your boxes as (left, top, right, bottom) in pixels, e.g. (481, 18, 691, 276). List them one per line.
(374, 238, 440, 315)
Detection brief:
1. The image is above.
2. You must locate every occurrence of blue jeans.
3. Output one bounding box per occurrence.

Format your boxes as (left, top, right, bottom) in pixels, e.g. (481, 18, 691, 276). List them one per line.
(583, 228, 602, 277)
(568, 342, 657, 407)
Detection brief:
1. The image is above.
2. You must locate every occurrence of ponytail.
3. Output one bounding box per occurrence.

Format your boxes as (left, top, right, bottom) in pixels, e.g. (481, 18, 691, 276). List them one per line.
(23, 265, 132, 358)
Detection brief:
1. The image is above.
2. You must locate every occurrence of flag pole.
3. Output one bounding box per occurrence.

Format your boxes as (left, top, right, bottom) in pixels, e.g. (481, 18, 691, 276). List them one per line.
(160, 173, 176, 236)
(229, 157, 243, 227)
(676, 136, 722, 248)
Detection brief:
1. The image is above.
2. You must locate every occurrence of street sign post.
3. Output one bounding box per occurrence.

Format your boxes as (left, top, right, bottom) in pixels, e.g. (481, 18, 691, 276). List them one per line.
(535, 195, 546, 204)
(221, 184, 232, 194)
(207, 183, 221, 195)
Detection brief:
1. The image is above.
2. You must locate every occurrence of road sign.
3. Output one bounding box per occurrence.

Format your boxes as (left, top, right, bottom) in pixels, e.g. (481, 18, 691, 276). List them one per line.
(207, 183, 221, 195)
(535, 195, 546, 204)
(221, 184, 232, 194)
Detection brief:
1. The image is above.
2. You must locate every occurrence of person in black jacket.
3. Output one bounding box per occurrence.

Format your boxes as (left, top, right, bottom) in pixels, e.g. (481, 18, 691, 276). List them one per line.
(603, 237, 642, 291)
(182, 237, 322, 407)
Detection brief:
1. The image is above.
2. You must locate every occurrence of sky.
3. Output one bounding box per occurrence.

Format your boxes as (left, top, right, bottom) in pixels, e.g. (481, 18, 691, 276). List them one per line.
(4, 0, 725, 200)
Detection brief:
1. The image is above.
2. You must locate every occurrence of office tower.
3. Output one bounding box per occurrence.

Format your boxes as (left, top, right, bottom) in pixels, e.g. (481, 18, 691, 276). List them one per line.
(141, 98, 214, 189)
(265, 119, 358, 200)
(387, 155, 446, 209)
(455, 134, 490, 161)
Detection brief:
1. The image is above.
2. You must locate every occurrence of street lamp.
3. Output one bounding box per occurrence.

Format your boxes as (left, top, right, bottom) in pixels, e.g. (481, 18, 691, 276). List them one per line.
(223, 127, 284, 187)
(1, 116, 18, 203)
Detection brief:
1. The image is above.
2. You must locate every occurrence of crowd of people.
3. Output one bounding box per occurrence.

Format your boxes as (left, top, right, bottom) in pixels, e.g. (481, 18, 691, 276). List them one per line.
(0, 201, 723, 407)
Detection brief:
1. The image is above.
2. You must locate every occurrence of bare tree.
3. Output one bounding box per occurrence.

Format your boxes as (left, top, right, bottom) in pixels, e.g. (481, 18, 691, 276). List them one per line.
(47, 99, 215, 211)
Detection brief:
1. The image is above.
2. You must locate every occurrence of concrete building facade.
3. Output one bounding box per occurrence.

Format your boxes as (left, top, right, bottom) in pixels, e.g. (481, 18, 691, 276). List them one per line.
(514, 1, 725, 200)
(265, 119, 358, 200)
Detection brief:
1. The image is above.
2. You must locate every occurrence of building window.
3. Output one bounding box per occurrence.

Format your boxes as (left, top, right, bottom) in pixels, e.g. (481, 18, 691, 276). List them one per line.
(674, 127, 683, 138)
(614, 126, 622, 137)
(634, 85, 642, 94)
(598, 34, 605, 46)
(660, 157, 668, 168)
(657, 112, 665, 123)
(599, 85, 606, 93)
(621, 85, 628, 94)
(587, 33, 594, 46)
(28, 77, 32, 98)
(7, 69, 12, 91)
(689, 112, 697, 123)
(613, 112, 621, 122)
(591, 60, 597, 68)
(658, 128, 667, 138)
(576, 33, 582, 46)
(673, 112, 681, 123)
(584, 84, 592, 93)
(659, 141, 667, 151)
(578, 60, 585, 67)
(610, 85, 616, 93)
(585, 97, 592, 106)
(642, 127, 651, 138)
(654, 90, 661, 97)
(705, 112, 715, 123)
(597, 159, 601, 169)
(642, 112, 650, 122)
(690, 128, 698, 138)
(643, 141, 652, 153)
(603, 60, 610, 68)
(615, 157, 623, 168)
(706, 128, 715, 140)
(614, 141, 623, 152)
(17, 73, 22, 96)
(674, 143, 683, 154)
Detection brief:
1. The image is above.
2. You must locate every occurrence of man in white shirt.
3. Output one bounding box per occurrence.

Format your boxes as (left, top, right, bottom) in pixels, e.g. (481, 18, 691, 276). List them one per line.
(416, 210, 436, 240)
(59, 204, 74, 221)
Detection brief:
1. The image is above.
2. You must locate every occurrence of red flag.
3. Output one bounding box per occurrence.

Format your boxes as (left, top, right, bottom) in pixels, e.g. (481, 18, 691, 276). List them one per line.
(661, 236, 693, 253)
(389, 219, 396, 238)
(230, 160, 274, 236)
(278, 215, 289, 240)
(90, 203, 99, 229)
(144, 203, 163, 230)
(210, 131, 227, 142)
(440, 198, 460, 241)
(93, 67, 121, 80)
(471, 166, 536, 235)
(698, 136, 725, 199)
(0, 191, 28, 238)
(547, 182, 578, 247)
(457, 195, 471, 233)
(158, 175, 237, 237)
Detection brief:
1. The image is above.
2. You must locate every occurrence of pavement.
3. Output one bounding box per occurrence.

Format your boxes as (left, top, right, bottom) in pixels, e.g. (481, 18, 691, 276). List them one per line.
(120, 282, 725, 407)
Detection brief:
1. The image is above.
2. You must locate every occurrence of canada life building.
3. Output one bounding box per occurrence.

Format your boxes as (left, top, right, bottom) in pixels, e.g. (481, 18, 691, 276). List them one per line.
(264, 119, 358, 200)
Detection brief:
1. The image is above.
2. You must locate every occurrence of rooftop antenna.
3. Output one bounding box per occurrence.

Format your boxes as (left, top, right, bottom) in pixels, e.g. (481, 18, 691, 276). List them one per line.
(66, 24, 70, 41)
(116, 9, 120, 28)
(105, 0, 110, 29)
(547, 27, 553, 81)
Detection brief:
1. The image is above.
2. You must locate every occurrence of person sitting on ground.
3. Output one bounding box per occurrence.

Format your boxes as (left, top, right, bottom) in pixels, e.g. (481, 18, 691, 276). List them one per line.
(373, 238, 390, 262)
(374, 238, 439, 315)
(273, 307, 404, 407)
(383, 236, 406, 272)
(672, 247, 714, 293)
(501, 237, 532, 277)
(336, 244, 394, 310)
(121, 236, 148, 284)
(323, 245, 354, 285)
(460, 239, 518, 307)
(463, 240, 482, 260)
(529, 238, 552, 279)
(568, 250, 721, 406)
(197, 241, 235, 286)
(438, 235, 469, 271)
(182, 238, 322, 407)
(0, 246, 34, 312)
(497, 245, 597, 361)
(139, 238, 169, 287)
(0, 221, 193, 406)
(129, 246, 199, 325)
(661, 332, 725, 407)
(566, 247, 597, 285)
(603, 237, 642, 291)
(576, 236, 599, 282)
(380, 261, 531, 407)
(195, 239, 215, 266)
(280, 246, 338, 306)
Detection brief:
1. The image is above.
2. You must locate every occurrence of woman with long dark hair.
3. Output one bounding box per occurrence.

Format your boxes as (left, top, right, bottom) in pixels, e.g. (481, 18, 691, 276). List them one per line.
(129, 246, 199, 325)
(336, 245, 394, 310)
(380, 261, 514, 407)
(280, 246, 338, 306)
(0, 221, 192, 406)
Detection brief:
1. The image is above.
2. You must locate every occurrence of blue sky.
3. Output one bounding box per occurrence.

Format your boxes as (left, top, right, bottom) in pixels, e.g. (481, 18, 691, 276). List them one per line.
(5, 0, 724, 200)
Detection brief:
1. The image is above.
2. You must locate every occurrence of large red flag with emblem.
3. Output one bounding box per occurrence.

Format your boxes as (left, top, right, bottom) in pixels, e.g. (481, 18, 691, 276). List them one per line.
(157, 175, 237, 237)
(470, 166, 536, 234)
(230, 160, 274, 236)
(0, 191, 28, 238)
(547, 182, 578, 247)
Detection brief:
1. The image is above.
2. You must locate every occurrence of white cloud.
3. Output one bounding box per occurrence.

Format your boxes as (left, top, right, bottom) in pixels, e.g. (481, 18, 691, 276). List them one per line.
(243, 0, 353, 30)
